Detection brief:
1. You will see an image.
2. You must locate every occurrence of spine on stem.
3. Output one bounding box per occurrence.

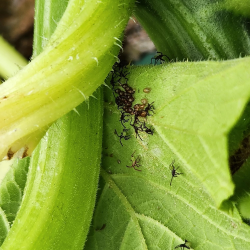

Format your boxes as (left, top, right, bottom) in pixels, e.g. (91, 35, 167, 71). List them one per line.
(0, 0, 135, 159)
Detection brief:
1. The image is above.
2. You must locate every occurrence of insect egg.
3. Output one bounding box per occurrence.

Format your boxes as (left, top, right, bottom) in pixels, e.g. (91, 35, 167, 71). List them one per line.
(143, 88, 151, 93)
(125, 102, 132, 107)
(122, 83, 128, 88)
(140, 111, 147, 117)
(133, 104, 140, 110)
(128, 97, 134, 102)
(139, 104, 145, 110)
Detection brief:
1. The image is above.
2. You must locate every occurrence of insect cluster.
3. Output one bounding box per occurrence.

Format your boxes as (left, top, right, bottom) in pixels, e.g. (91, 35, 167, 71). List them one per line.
(110, 63, 155, 146)
(106, 54, 191, 249)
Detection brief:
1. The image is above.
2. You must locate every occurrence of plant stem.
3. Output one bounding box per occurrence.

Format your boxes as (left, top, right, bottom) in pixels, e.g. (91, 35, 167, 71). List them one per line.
(0, 0, 104, 248)
(0, 0, 134, 160)
(0, 92, 103, 250)
(0, 37, 27, 80)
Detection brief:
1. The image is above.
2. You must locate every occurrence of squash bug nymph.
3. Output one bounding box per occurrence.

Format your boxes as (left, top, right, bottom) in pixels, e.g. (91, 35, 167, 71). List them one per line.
(126, 151, 141, 171)
(169, 160, 183, 186)
(175, 239, 191, 250)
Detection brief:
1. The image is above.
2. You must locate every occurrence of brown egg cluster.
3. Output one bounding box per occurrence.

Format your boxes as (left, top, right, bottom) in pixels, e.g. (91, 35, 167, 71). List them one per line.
(110, 63, 155, 146)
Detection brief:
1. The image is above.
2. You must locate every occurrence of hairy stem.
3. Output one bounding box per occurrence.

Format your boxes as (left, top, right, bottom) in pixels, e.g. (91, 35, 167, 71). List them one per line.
(0, 0, 134, 159)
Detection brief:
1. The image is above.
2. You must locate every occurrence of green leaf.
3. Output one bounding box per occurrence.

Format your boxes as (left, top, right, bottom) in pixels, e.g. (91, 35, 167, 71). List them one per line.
(134, 0, 250, 60)
(222, 0, 250, 18)
(231, 159, 250, 220)
(0, 157, 29, 245)
(85, 58, 250, 249)
(0, 208, 9, 246)
(228, 103, 250, 155)
(133, 58, 250, 205)
(86, 170, 250, 249)
(228, 102, 250, 174)
(0, 158, 30, 224)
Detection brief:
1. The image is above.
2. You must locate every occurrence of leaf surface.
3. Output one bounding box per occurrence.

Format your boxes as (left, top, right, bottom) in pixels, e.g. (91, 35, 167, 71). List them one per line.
(0, 157, 30, 245)
(135, 0, 250, 60)
(0, 158, 30, 224)
(231, 159, 250, 220)
(85, 58, 250, 249)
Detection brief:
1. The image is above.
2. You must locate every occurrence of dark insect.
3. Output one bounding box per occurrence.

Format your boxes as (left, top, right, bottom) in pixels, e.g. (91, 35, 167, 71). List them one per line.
(169, 160, 183, 186)
(95, 224, 106, 231)
(131, 123, 143, 141)
(110, 72, 118, 89)
(175, 240, 191, 250)
(120, 112, 130, 128)
(151, 51, 170, 65)
(126, 151, 141, 171)
(118, 66, 129, 80)
(115, 96, 123, 108)
(142, 121, 154, 135)
(114, 129, 131, 146)
(145, 102, 155, 116)
(144, 127, 154, 135)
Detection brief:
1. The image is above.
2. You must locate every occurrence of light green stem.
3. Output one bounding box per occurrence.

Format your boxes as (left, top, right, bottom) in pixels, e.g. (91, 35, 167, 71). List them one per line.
(0, 91, 103, 249)
(0, 37, 27, 80)
(0, 0, 134, 160)
(0, 0, 106, 249)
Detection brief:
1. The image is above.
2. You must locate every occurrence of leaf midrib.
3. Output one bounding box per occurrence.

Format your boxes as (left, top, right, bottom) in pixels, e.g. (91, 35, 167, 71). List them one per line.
(100, 169, 148, 250)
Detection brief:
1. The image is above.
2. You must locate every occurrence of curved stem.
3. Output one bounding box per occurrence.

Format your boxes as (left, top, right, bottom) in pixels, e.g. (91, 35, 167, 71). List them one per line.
(0, 0, 134, 159)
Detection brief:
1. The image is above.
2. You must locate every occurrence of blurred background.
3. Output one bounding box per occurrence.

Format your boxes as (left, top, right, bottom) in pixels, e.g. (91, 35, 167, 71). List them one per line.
(0, 0, 156, 64)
